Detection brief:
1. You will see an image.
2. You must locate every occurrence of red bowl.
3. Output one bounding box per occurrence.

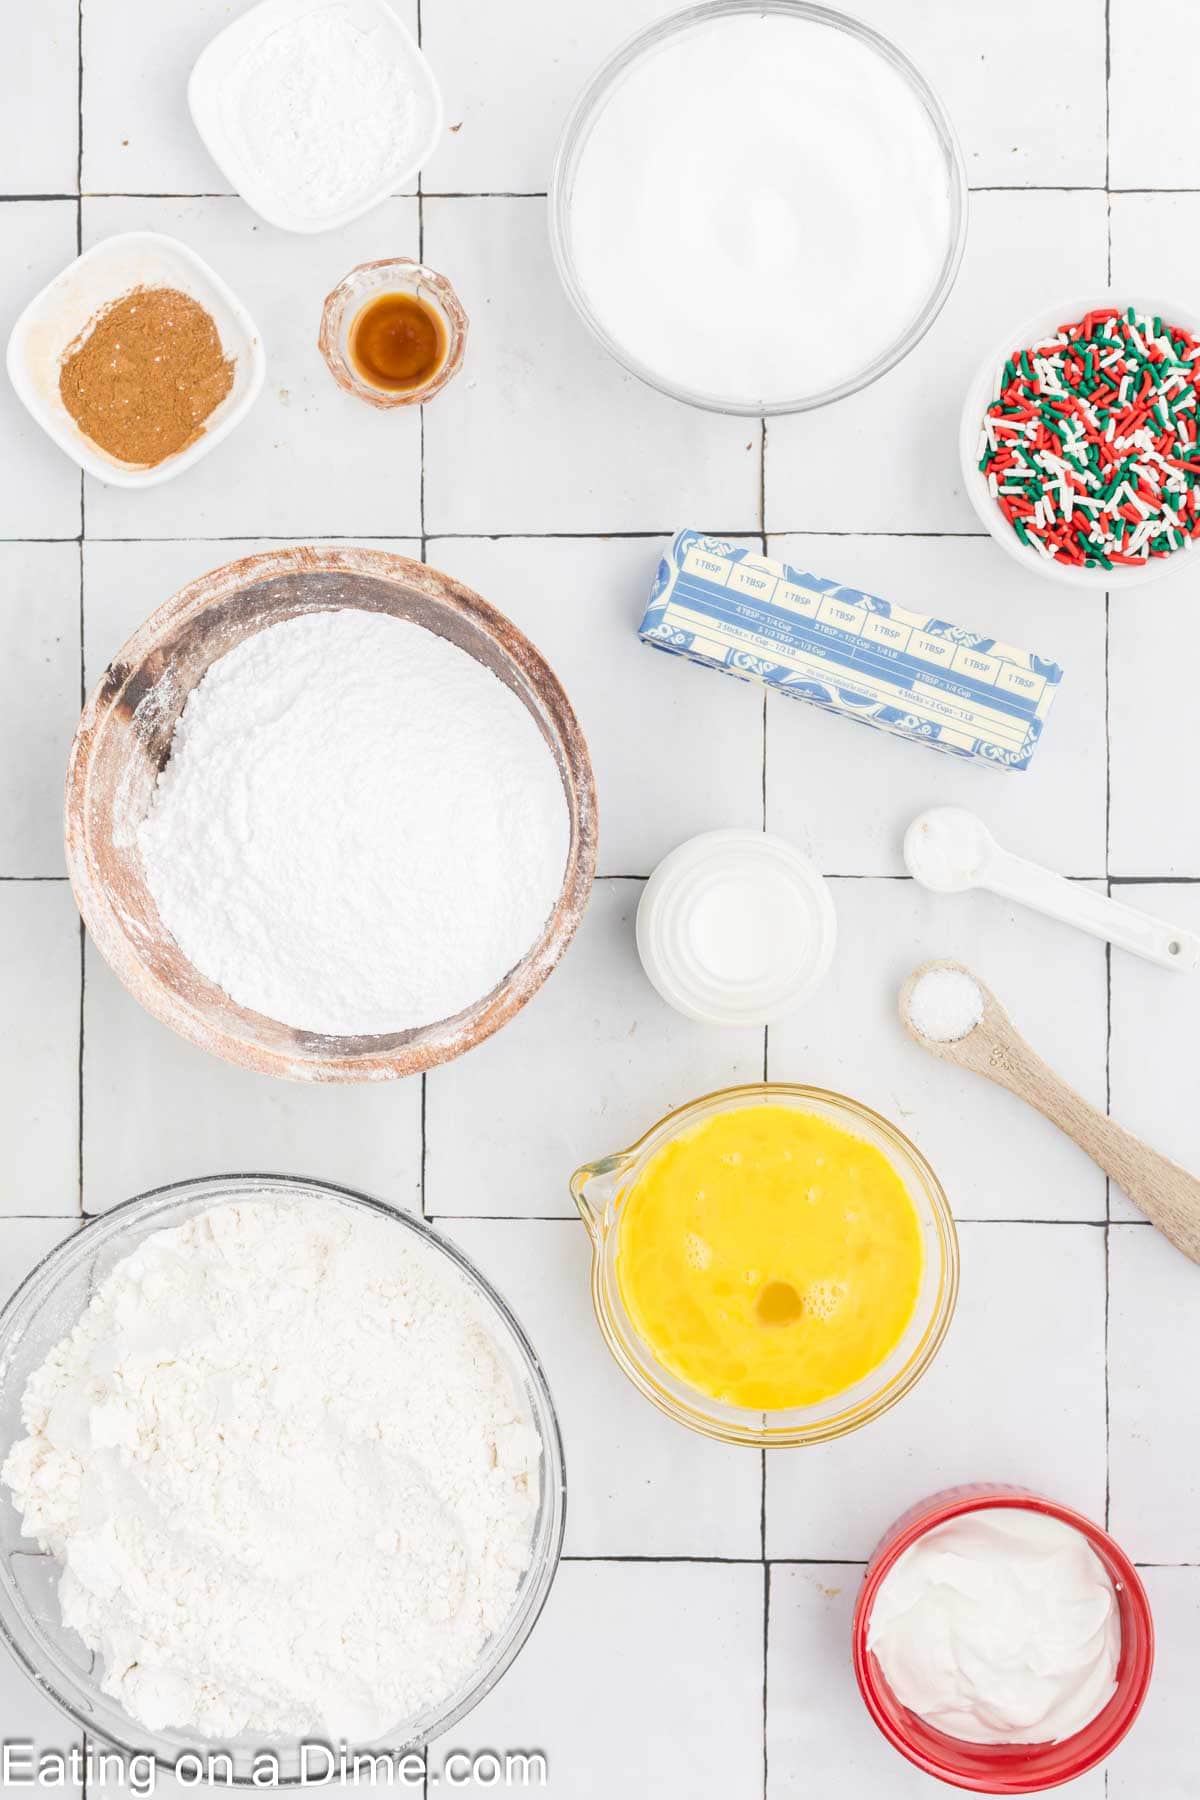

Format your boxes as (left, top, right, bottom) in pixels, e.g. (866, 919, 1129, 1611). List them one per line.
(852, 1484, 1154, 1794)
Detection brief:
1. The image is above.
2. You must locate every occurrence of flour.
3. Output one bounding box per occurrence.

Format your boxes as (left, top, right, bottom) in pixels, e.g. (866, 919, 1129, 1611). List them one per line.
(222, 4, 428, 225)
(136, 609, 570, 1036)
(1, 1199, 540, 1741)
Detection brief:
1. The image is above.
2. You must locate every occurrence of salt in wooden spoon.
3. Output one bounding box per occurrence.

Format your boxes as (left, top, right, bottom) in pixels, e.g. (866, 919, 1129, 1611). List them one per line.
(899, 958, 1200, 1266)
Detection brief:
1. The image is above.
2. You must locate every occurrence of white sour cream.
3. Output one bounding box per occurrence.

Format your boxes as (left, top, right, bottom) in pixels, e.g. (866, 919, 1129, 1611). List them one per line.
(868, 1507, 1121, 1745)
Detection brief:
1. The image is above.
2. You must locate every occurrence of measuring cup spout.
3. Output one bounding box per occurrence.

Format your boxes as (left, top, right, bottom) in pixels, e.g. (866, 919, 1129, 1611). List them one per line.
(569, 1151, 635, 1242)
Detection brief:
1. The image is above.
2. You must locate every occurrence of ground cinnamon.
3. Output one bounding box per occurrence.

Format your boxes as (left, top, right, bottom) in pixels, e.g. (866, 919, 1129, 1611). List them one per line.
(59, 285, 235, 467)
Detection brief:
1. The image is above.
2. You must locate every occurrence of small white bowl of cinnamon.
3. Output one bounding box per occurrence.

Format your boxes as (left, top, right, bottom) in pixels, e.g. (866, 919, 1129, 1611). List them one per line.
(6, 230, 265, 487)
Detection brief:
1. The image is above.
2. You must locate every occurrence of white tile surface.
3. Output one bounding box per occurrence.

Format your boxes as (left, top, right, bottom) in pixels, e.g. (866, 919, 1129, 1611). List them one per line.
(421, 197, 761, 534)
(81, 944, 422, 1215)
(0, 0, 78, 194)
(425, 880, 763, 1217)
(766, 1563, 1107, 1799)
(80, 0, 419, 195)
(1109, 568, 1200, 876)
(1109, 0, 1200, 191)
(765, 535, 1105, 876)
(428, 535, 765, 875)
(1109, 1222, 1200, 1563)
(425, 1561, 764, 1796)
(1105, 1567, 1200, 1800)
(82, 0, 239, 195)
(765, 1223, 1108, 1558)
(769, 879, 1108, 1222)
(0, 202, 82, 539)
(420, 0, 1105, 194)
(765, 191, 1108, 533)
(0, 883, 79, 1217)
(445, 1218, 761, 1557)
(80, 197, 422, 538)
(0, 544, 79, 876)
(1110, 190, 1200, 297)
(1108, 885, 1200, 1220)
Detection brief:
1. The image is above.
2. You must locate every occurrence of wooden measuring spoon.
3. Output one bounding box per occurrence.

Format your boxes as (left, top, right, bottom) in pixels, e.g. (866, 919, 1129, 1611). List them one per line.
(899, 958, 1200, 1266)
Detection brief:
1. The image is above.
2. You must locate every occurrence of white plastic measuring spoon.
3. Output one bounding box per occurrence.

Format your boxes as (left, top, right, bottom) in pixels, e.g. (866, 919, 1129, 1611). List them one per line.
(903, 806, 1200, 973)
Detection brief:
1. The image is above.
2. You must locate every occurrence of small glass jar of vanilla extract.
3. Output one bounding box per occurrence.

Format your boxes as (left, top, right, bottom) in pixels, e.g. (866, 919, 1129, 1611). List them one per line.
(319, 258, 468, 408)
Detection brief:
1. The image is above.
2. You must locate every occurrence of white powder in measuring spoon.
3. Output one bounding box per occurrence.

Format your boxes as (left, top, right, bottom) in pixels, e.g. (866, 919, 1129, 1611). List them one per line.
(2, 1198, 540, 1739)
(566, 12, 955, 406)
(137, 609, 570, 1036)
(221, 4, 428, 225)
(907, 968, 984, 1043)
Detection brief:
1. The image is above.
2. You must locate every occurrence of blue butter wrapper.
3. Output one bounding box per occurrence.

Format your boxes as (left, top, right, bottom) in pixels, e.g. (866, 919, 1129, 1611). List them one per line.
(639, 531, 1064, 771)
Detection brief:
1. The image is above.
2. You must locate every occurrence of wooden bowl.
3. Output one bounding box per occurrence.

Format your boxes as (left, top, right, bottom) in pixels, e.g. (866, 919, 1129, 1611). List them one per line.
(65, 545, 598, 1082)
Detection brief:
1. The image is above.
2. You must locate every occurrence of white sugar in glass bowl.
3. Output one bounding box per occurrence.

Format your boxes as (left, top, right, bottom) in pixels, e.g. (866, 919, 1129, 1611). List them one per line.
(550, 0, 967, 415)
(960, 292, 1200, 590)
(0, 1176, 565, 1780)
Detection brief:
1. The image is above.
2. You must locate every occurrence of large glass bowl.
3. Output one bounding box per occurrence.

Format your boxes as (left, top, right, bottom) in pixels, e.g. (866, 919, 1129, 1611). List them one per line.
(0, 1176, 566, 1782)
(549, 0, 968, 416)
(570, 1084, 959, 1447)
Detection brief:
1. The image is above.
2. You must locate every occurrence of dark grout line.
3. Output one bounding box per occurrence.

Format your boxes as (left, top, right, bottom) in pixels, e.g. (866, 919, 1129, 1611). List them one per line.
(761, 1563, 770, 1800)
(419, 1074, 428, 1220)
(759, 1448, 767, 1558)
(14, 185, 1177, 202)
(766, 1558, 869, 1568)
(8, 184, 1200, 204)
(75, 0, 83, 237)
(423, 190, 547, 199)
(84, 191, 235, 199)
(0, 874, 70, 882)
(429, 1214, 578, 1224)
(77, 919, 85, 1219)
(0, 529, 1007, 545)
(1108, 874, 1200, 885)
(759, 530, 989, 540)
(430, 1211, 1113, 1225)
(1104, 0, 1112, 194)
(953, 1217, 1110, 1227)
(0, 1215, 81, 1223)
(562, 1553, 764, 1565)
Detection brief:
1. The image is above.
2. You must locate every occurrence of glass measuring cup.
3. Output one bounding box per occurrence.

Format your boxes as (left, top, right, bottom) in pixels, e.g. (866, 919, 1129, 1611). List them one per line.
(569, 1083, 959, 1448)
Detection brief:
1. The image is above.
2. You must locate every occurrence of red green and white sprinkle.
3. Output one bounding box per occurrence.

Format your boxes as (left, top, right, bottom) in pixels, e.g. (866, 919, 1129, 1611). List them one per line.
(978, 306, 1200, 570)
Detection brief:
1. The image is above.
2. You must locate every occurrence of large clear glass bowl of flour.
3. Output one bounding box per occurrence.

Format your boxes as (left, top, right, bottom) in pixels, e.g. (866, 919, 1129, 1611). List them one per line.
(0, 1177, 566, 1782)
(550, 0, 967, 415)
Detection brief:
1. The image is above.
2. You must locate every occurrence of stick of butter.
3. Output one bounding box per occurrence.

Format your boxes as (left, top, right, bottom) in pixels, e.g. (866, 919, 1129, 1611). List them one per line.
(639, 531, 1064, 772)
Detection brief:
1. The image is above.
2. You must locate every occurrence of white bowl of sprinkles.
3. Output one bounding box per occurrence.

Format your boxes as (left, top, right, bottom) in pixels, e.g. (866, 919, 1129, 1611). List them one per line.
(960, 293, 1200, 589)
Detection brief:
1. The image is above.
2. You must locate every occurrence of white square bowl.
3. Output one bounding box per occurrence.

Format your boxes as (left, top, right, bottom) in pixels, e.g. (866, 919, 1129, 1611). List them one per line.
(6, 230, 265, 489)
(188, 0, 443, 234)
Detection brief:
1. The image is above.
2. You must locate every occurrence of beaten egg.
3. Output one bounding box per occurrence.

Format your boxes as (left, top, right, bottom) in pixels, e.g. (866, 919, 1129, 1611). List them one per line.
(616, 1104, 923, 1410)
